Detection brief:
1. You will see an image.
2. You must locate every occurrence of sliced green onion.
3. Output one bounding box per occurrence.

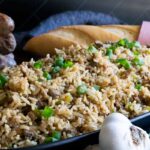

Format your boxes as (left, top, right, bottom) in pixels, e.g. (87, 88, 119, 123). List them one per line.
(63, 60, 73, 68)
(127, 42, 135, 49)
(116, 39, 141, 49)
(43, 71, 52, 80)
(118, 39, 130, 48)
(41, 106, 54, 119)
(105, 43, 117, 57)
(52, 131, 61, 140)
(54, 56, 64, 67)
(87, 45, 98, 53)
(93, 85, 100, 91)
(106, 48, 113, 58)
(0, 74, 8, 88)
(44, 131, 61, 143)
(118, 39, 128, 46)
(116, 58, 131, 69)
(132, 57, 144, 66)
(133, 50, 140, 56)
(110, 44, 117, 51)
(44, 137, 58, 143)
(77, 84, 87, 95)
(133, 41, 141, 48)
(34, 60, 43, 69)
(135, 83, 142, 91)
(51, 66, 61, 74)
(126, 41, 141, 49)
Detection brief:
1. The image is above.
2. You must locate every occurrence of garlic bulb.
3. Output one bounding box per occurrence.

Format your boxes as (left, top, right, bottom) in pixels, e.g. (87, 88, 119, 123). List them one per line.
(99, 113, 150, 150)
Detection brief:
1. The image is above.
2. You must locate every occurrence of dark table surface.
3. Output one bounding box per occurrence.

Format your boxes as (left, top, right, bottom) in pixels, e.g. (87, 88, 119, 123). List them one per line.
(0, 0, 150, 32)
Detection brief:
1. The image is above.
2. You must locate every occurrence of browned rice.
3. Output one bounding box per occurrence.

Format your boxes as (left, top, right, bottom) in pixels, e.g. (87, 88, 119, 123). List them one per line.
(0, 42, 150, 148)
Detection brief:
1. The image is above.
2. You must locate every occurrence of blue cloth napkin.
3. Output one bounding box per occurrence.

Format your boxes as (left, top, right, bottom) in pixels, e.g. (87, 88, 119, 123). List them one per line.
(15, 11, 124, 47)
(29, 11, 124, 36)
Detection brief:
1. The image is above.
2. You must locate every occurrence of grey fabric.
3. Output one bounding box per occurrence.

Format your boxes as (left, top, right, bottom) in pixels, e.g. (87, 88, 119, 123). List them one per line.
(29, 11, 124, 36)
(15, 10, 124, 49)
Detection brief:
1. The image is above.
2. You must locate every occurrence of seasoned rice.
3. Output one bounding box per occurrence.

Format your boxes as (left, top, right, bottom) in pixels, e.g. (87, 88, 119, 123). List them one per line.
(0, 41, 150, 148)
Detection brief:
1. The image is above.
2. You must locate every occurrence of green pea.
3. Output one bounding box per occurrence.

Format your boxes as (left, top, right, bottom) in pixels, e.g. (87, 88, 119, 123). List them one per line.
(63, 60, 73, 68)
(51, 66, 61, 74)
(54, 56, 64, 67)
(34, 60, 43, 69)
(77, 84, 87, 95)
(43, 71, 52, 80)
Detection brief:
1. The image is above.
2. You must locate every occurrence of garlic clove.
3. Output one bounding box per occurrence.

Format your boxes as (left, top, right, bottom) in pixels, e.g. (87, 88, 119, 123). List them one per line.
(99, 113, 150, 150)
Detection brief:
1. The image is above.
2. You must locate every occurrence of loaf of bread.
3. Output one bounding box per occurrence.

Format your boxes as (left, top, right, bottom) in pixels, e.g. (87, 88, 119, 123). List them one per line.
(100, 25, 140, 41)
(24, 25, 140, 56)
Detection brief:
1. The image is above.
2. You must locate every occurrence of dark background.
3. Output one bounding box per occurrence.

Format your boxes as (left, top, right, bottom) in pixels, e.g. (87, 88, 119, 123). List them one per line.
(0, 0, 150, 32)
(1, 2, 150, 150)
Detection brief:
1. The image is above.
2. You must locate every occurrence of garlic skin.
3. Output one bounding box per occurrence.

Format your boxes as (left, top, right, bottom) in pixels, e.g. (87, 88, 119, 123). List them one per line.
(99, 113, 150, 150)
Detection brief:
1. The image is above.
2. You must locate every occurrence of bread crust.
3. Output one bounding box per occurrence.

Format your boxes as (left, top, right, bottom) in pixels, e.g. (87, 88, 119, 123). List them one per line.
(24, 25, 140, 56)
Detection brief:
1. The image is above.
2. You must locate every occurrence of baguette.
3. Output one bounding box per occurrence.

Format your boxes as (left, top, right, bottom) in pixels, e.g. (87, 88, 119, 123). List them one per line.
(100, 25, 140, 41)
(24, 25, 140, 57)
